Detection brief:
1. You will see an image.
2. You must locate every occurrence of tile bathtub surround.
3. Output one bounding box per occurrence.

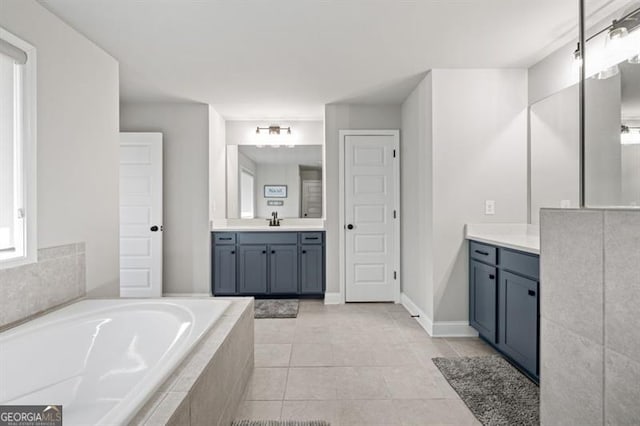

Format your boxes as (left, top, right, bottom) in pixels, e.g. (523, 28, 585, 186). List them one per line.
(235, 300, 493, 425)
(540, 209, 640, 425)
(0, 242, 86, 329)
(131, 298, 254, 426)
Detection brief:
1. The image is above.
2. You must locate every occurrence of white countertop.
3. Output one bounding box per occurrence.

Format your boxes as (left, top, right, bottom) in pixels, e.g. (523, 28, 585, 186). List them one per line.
(211, 219, 325, 232)
(465, 223, 540, 254)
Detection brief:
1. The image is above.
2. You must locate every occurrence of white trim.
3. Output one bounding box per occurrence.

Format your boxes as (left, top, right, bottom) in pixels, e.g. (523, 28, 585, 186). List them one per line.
(401, 292, 479, 338)
(338, 129, 401, 304)
(401, 292, 433, 335)
(431, 321, 479, 338)
(323, 292, 342, 305)
(0, 27, 37, 270)
(163, 292, 211, 297)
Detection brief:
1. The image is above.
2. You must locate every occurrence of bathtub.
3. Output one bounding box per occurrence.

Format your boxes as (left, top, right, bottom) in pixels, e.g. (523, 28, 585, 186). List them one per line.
(0, 298, 231, 425)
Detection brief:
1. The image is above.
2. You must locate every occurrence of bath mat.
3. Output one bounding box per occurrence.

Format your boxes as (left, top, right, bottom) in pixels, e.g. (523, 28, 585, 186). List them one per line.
(254, 299, 299, 318)
(233, 422, 329, 426)
(432, 355, 539, 426)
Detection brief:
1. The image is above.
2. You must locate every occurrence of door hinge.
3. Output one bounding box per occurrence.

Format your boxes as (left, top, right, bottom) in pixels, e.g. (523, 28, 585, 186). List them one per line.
(393, 149, 396, 158)
(394, 271, 397, 280)
(393, 210, 397, 219)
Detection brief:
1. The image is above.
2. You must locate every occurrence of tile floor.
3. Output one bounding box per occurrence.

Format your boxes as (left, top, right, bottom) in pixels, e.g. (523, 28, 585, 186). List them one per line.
(235, 300, 497, 425)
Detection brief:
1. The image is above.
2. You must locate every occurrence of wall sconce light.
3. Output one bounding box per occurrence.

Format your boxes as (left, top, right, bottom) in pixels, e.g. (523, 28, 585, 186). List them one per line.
(255, 125, 292, 135)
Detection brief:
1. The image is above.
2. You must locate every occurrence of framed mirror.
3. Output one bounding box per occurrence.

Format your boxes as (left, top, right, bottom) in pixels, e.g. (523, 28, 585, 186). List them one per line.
(226, 145, 323, 219)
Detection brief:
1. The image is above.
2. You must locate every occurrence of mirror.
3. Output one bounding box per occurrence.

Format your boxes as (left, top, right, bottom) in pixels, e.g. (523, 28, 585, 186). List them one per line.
(584, 1, 640, 207)
(226, 145, 323, 219)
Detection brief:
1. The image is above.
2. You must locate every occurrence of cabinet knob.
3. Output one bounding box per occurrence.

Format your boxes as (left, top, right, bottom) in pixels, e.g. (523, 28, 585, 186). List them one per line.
(489, 274, 495, 280)
(271, 250, 276, 254)
(231, 250, 235, 255)
(302, 250, 307, 254)
(262, 250, 266, 254)
(528, 289, 536, 296)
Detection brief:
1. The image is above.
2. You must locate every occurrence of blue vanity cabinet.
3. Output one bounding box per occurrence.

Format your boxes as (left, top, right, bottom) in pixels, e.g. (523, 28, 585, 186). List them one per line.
(238, 245, 269, 294)
(469, 260, 498, 343)
(269, 244, 299, 294)
(468, 240, 540, 381)
(211, 231, 325, 297)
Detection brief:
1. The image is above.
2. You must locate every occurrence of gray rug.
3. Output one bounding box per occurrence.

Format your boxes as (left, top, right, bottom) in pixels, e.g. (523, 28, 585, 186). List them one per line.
(233, 422, 329, 426)
(254, 299, 299, 318)
(432, 355, 539, 426)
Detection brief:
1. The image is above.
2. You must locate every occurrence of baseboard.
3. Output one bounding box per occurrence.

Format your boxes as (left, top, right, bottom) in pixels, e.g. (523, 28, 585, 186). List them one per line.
(400, 293, 434, 336)
(323, 292, 342, 305)
(432, 321, 478, 337)
(400, 293, 479, 338)
(163, 292, 211, 297)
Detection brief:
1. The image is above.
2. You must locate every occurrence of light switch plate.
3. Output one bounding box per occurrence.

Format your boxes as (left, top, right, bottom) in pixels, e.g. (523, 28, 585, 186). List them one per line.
(485, 200, 495, 215)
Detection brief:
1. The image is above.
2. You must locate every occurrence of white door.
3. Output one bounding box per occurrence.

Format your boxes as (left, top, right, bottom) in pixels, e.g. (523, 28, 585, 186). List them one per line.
(343, 131, 400, 302)
(119, 133, 163, 298)
(301, 180, 322, 218)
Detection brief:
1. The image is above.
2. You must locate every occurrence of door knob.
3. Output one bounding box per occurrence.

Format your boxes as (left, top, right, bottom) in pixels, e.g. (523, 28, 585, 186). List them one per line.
(150, 225, 159, 232)
(347, 224, 354, 230)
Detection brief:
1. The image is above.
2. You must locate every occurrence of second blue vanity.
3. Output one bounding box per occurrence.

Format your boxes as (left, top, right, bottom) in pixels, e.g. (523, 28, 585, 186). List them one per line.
(211, 231, 325, 298)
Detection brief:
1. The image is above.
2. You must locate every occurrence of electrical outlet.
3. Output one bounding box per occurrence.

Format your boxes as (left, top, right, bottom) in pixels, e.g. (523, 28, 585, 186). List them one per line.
(485, 200, 495, 215)
(560, 199, 571, 208)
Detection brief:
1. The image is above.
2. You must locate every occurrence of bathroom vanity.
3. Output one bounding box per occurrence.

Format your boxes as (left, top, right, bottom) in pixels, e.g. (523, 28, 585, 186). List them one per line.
(466, 224, 540, 382)
(211, 230, 325, 297)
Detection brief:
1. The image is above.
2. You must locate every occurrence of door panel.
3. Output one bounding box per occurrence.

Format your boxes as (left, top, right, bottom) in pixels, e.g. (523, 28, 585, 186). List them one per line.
(469, 260, 497, 342)
(213, 245, 237, 295)
(269, 245, 298, 294)
(238, 245, 268, 294)
(302, 180, 322, 218)
(300, 245, 323, 294)
(499, 271, 538, 375)
(119, 133, 163, 298)
(344, 134, 398, 302)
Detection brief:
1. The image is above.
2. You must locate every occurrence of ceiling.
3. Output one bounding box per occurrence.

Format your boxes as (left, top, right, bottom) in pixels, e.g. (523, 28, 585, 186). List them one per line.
(39, 0, 586, 119)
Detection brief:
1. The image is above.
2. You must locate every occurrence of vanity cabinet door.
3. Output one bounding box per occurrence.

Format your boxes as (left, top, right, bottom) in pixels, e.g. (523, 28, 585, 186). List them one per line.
(238, 245, 268, 294)
(300, 245, 323, 294)
(213, 245, 237, 295)
(269, 244, 298, 294)
(469, 260, 498, 343)
(499, 271, 538, 376)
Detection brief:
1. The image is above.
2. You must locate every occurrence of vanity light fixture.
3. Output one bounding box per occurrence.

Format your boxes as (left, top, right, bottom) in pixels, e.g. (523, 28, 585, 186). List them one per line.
(255, 125, 292, 135)
(621, 125, 640, 145)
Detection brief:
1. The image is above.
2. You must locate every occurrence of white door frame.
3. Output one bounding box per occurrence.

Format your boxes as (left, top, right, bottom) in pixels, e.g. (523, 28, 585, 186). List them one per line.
(338, 129, 401, 304)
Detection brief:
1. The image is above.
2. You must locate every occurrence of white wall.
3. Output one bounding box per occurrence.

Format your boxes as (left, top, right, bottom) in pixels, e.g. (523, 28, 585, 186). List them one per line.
(400, 74, 433, 319)
(324, 104, 403, 295)
(528, 38, 579, 106)
(120, 103, 211, 295)
(431, 69, 528, 322)
(0, 0, 120, 297)
(255, 164, 300, 218)
(530, 84, 580, 223)
(209, 107, 226, 222)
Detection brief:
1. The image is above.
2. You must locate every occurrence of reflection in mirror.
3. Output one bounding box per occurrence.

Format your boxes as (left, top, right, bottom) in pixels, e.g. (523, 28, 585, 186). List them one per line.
(584, 2, 640, 206)
(227, 145, 323, 219)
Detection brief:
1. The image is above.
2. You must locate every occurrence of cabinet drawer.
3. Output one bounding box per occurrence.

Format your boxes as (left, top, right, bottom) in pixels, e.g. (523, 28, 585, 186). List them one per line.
(238, 232, 297, 245)
(300, 232, 323, 244)
(501, 248, 539, 280)
(470, 241, 497, 265)
(214, 233, 236, 245)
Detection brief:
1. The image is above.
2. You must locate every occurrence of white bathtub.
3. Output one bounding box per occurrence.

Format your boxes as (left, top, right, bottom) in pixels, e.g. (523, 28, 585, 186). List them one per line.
(0, 298, 231, 425)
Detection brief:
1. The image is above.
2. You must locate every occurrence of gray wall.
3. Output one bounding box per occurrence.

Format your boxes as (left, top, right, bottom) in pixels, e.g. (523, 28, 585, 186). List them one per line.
(400, 74, 433, 319)
(120, 103, 211, 295)
(540, 209, 640, 425)
(324, 104, 403, 296)
(0, 0, 120, 298)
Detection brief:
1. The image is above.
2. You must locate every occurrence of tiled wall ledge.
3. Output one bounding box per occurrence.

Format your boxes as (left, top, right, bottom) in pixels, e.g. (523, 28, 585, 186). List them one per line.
(130, 298, 255, 426)
(0, 242, 86, 329)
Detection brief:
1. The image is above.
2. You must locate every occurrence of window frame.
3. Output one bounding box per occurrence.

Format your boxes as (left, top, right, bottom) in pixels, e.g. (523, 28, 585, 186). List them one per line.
(0, 27, 37, 270)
